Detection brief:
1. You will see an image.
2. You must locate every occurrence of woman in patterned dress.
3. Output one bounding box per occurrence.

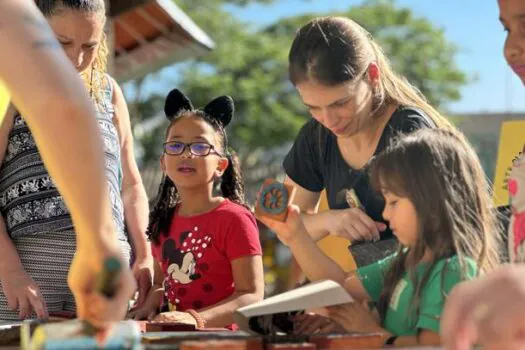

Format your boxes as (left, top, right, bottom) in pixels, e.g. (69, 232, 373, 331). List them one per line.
(0, 0, 151, 320)
(0, 0, 135, 327)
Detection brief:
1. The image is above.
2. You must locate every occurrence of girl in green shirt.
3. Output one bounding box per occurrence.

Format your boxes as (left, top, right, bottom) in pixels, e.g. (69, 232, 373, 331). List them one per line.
(259, 129, 501, 347)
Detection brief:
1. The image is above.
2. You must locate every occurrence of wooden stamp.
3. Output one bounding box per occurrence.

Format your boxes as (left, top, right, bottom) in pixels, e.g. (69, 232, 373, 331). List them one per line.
(139, 321, 197, 332)
(255, 179, 295, 222)
(309, 333, 386, 349)
(180, 339, 263, 350)
(267, 343, 316, 349)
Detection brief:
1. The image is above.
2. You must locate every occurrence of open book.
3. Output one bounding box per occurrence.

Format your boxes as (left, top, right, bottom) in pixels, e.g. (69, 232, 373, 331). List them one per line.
(233, 280, 353, 335)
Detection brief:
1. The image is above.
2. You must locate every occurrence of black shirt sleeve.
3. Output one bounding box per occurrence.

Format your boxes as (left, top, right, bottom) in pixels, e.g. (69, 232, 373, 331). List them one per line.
(389, 107, 435, 133)
(379, 107, 436, 150)
(283, 119, 325, 192)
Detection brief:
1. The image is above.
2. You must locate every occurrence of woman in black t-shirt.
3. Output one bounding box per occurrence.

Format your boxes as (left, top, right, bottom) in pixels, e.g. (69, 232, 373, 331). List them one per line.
(278, 17, 456, 273)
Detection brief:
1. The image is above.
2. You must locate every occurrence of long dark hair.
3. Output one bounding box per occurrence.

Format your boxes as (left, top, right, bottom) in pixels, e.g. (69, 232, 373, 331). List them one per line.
(369, 128, 500, 324)
(288, 16, 452, 129)
(147, 91, 247, 245)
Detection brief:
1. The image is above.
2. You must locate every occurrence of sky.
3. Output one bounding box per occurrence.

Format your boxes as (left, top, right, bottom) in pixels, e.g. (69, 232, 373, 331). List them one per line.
(134, 0, 525, 115)
(224, 0, 525, 114)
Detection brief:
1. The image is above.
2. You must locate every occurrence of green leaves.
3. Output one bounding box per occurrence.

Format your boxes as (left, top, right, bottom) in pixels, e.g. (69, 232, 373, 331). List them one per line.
(134, 0, 468, 172)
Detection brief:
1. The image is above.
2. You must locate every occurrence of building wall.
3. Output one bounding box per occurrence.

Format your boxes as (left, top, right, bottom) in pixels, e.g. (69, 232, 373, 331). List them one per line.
(454, 112, 525, 182)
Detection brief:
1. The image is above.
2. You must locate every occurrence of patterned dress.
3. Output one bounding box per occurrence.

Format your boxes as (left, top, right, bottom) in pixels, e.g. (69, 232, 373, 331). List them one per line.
(0, 73, 131, 319)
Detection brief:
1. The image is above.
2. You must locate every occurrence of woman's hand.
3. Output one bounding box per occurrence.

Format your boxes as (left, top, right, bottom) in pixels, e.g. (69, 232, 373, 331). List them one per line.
(320, 208, 386, 242)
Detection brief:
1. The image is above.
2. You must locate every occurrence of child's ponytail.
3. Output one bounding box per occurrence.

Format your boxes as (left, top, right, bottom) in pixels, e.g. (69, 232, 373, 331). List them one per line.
(147, 175, 178, 245)
(220, 150, 246, 208)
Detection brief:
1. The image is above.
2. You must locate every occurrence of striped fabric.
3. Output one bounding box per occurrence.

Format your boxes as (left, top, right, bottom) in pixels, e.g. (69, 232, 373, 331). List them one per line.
(0, 231, 131, 320)
(0, 73, 126, 240)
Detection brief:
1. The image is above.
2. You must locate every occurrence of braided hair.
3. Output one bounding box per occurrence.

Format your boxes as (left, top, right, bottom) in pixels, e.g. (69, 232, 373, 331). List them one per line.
(147, 90, 247, 245)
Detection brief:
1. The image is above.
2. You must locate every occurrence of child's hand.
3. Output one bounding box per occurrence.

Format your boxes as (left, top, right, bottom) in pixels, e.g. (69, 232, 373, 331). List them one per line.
(152, 311, 198, 326)
(127, 287, 162, 321)
(293, 312, 346, 334)
(326, 300, 385, 334)
(257, 205, 308, 246)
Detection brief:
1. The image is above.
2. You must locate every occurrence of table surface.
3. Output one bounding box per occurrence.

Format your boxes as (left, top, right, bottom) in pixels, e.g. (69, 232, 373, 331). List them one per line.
(0, 322, 446, 349)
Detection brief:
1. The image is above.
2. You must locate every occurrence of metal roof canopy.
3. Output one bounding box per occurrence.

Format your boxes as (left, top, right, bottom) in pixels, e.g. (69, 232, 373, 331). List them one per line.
(110, 0, 214, 82)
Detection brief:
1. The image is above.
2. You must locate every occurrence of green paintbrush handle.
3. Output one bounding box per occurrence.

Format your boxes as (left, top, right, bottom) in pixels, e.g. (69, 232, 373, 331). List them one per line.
(95, 257, 122, 298)
(81, 257, 123, 335)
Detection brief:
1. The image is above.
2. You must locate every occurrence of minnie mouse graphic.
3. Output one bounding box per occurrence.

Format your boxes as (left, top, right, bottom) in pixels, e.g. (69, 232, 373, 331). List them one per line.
(162, 227, 212, 308)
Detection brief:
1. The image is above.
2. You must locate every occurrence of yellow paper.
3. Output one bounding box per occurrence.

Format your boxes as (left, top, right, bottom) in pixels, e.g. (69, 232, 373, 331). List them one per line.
(317, 191, 357, 272)
(0, 80, 9, 122)
(493, 120, 525, 206)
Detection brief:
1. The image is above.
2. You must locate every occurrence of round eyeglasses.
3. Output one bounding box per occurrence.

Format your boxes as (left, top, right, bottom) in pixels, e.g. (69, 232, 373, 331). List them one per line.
(163, 141, 223, 157)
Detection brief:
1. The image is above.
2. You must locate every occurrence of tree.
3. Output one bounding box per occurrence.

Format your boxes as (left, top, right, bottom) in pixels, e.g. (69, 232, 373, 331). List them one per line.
(128, 0, 469, 295)
(265, 0, 467, 107)
(131, 0, 468, 188)
(174, 2, 306, 175)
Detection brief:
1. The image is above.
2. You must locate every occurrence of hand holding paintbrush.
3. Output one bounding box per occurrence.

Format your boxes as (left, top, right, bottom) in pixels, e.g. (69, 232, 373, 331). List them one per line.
(23, 257, 141, 350)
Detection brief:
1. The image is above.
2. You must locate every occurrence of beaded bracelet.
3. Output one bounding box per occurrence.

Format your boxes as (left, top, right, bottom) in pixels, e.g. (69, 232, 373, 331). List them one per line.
(187, 309, 206, 328)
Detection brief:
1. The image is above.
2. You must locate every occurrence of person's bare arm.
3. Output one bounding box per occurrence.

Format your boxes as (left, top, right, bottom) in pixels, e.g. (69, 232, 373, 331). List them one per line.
(198, 256, 264, 327)
(285, 176, 381, 242)
(0, 0, 135, 327)
(0, 0, 115, 251)
(111, 77, 152, 305)
(283, 177, 379, 288)
(111, 77, 149, 260)
(285, 176, 326, 240)
(129, 259, 165, 321)
(261, 206, 370, 300)
(284, 176, 321, 288)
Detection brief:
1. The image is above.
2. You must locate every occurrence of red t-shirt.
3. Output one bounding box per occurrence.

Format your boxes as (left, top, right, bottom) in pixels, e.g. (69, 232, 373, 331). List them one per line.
(151, 199, 262, 312)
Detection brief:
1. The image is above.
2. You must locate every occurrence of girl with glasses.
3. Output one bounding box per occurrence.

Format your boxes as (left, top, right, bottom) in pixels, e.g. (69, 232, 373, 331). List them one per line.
(129, 89, 264, 329)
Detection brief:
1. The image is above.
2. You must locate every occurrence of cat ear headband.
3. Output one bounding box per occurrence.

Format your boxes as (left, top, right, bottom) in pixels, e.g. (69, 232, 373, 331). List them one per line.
(164, 88, 234, 127)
